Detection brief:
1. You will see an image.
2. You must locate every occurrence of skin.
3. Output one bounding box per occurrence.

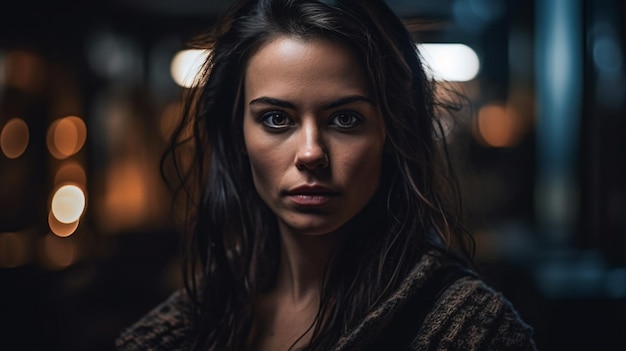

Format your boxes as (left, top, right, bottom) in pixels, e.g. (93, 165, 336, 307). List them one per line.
(243, 36, 386, 350)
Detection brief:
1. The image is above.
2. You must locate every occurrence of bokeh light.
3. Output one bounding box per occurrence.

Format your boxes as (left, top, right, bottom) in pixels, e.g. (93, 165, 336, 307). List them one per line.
(593, 35, 623, 74)
(101, 162, 148, 230)
(0, 118, 29, 159)
(86, 30, 143, 82)
(418, 43, 480, 82)
(475, 103, 524, 148)
(48, 211, 80, 237)
(51, 184, 86, 224)
(40, 233, 77, 270)
(452, 0, 504, 34)
(46, 116, 87, 160)
(3, 50, 46, 93)
(54, 161, 87, 187)
(170, 49, 209, 88)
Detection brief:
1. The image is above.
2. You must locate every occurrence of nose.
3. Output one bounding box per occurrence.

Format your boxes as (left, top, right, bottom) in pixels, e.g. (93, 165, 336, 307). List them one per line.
(295, 121, 329, 170)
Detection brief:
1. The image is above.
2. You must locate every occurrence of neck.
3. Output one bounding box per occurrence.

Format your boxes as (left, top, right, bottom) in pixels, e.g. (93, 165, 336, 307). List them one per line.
(274, 224, 340, 304)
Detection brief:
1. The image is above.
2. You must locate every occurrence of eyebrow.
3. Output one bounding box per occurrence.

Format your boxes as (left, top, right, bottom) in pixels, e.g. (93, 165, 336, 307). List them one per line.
(248, 95, 375, 110)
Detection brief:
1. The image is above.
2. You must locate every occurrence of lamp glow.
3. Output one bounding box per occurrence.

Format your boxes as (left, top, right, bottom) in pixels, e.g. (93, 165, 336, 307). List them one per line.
(0, 117, 29, 159)
(418, 43, 480, 82)
(170, 49, 210, 88)
(51, 185, 86, 224)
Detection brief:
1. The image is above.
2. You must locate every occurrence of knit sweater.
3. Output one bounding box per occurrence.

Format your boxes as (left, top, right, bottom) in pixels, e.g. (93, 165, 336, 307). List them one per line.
(115, 253, 537, 350)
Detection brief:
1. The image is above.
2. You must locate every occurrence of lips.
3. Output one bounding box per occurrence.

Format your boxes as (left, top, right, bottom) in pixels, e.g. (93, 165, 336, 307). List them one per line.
(284, 185, 339, 206)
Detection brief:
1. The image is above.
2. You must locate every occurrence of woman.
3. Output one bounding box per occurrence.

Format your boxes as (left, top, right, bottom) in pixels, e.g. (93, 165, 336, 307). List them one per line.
(116, 0, 537, 350)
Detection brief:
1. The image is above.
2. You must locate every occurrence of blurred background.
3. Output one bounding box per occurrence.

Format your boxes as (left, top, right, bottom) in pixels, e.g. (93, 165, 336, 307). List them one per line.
(0, 0, 624, 349)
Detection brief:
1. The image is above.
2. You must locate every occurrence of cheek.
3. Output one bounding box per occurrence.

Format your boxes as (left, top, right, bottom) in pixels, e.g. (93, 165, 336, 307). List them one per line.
(339, 140, 385, 185)
(244, 135, 285, 195)
(248, 152, 276, 186)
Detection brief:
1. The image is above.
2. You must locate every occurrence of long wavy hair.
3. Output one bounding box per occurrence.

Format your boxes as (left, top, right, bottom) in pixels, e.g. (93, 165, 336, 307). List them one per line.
(161, 0, 475, 349)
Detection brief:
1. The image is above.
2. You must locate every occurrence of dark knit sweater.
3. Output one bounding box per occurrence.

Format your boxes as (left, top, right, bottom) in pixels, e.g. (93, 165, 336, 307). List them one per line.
(116, 253, 537, 350)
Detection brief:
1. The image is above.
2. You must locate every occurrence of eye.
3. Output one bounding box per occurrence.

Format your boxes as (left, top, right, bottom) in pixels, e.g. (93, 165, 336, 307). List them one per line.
(261, 111, 293, 129)
(329, 111, 363, 129)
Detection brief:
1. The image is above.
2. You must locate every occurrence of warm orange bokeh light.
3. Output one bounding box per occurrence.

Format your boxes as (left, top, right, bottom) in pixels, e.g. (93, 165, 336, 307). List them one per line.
(51, 184, 86, 224)
(4, 50, 46, 93)
(48, 211, 79, 237)
(47, 116, 87, 159)
(475, 103, 523, 148)
(40, 233, 76, 270)
(0, 232, 30, 268)
(0, 118, 29, 159)
(101, 162, 148, 230)
(54, 161, 87, 186)
(54, 118, 78, 156)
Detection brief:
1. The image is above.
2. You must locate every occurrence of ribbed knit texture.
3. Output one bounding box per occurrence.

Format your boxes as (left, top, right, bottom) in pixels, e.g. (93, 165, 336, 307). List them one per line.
(115, 290, 193, 350)
(115, 253, 536, 350)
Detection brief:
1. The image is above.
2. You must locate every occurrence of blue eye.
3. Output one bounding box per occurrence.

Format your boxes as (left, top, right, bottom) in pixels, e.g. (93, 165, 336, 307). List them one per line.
(261, 111, 293, 129)
(330, 111, 363, 129)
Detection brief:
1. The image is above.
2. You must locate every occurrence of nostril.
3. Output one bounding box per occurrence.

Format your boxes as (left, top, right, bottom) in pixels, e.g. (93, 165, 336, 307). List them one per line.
(295, 152, 329, 170)
(320, 153, 329, 168)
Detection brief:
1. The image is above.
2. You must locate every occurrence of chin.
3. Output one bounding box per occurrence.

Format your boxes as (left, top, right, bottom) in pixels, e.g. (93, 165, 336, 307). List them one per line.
(281, 217, 347, 237)
(295, 224, 341, 236)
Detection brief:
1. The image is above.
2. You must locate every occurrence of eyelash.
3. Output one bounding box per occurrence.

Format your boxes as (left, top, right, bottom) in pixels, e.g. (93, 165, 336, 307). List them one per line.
(260, 111, 293, 129)
(329, 111, 364, 129)
(259, 110, 364, 131)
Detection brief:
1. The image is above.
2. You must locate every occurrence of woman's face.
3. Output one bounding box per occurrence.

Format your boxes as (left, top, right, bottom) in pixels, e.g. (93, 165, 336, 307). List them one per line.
(243, 36, 386, 236)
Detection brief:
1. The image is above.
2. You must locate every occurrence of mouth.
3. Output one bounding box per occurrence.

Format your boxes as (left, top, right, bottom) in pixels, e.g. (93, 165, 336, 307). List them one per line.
(284, 185, 339, 206)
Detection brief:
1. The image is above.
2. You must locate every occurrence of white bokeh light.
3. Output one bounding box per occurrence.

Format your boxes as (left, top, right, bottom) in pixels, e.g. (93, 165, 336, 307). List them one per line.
(51, 185, 86, 224)
(418, 43, 480, 82)
(170, 49, 210, 88)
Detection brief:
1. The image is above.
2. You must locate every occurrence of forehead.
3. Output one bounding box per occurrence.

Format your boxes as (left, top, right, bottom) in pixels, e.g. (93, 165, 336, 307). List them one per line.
(244, 36, 370, 100)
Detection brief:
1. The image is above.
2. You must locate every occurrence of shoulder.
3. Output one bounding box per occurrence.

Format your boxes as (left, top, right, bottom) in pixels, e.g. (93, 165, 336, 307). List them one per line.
(413, 256, 537, 350)
(115, 289, 193, 351)
(332, 251, 537, 351)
